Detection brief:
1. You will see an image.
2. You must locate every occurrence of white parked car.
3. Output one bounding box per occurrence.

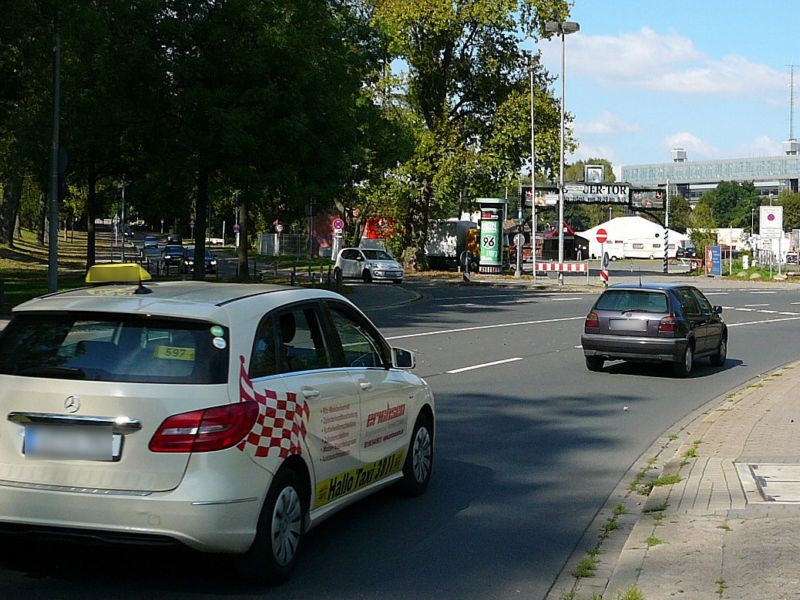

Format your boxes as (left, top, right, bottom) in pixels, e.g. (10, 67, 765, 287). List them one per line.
(335, 248, 404, 284)
(0, 264, 434, 584)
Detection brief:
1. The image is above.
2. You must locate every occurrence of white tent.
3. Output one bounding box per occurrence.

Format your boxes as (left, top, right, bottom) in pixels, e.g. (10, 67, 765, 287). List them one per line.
(577, 216, 689, 260)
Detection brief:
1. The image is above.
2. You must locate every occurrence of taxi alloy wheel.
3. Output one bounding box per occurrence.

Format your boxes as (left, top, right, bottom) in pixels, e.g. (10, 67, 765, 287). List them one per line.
(236, 468, 306, 585)
(399, 415, 433, 496)
(271, 484, 303, 567)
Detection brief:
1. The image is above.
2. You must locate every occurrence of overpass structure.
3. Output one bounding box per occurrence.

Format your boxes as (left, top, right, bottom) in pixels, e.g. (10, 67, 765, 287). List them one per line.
(621, 148, 800, 202)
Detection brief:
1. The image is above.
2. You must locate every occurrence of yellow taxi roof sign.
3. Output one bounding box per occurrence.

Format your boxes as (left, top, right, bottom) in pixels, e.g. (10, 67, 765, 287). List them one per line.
(85, 263, 152, 284)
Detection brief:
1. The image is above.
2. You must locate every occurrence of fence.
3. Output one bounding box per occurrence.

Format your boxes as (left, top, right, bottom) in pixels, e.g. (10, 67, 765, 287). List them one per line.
(259, 233, 307, 257)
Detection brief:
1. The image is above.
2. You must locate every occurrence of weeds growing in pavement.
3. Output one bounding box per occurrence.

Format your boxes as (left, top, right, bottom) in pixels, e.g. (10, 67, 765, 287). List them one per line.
(645, 536, 662, 547)
(571, 555, 598, 578)
(716, 578, 727, 596)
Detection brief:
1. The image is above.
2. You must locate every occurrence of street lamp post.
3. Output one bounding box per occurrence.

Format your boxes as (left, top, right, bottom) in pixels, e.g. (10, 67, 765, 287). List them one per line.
(530, 54, 537, 282)
(545, 20, 579, 285)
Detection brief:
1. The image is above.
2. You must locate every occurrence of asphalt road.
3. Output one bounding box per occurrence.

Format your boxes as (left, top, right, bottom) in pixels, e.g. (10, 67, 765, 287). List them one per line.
(2, 279, 799, 598)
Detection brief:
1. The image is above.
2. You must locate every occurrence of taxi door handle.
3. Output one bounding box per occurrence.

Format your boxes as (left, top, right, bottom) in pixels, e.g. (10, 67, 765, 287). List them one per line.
(301, 388, 320, 399)
(359, 382, 373, 391)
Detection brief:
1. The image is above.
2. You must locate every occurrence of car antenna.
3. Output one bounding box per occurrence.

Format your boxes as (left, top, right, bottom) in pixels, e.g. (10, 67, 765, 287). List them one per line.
(134, 274, 152, 294)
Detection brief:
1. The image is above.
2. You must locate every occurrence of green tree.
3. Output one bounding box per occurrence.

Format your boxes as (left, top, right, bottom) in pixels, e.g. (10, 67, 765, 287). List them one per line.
(371, 0, 570, 258)
(689, 202, 717, 252)
(697, 181, 759, 229)
(668, 194, 691, 233)
(776, 190, 800, 230)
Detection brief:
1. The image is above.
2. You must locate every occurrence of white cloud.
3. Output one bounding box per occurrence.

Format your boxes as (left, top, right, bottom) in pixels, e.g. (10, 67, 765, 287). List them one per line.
(575, 111, 640, 135)
(568, 142, 616, 164)
(663, 132, 718, 158)
(734, 135, 783, 157)
(544, 27, 786, 97)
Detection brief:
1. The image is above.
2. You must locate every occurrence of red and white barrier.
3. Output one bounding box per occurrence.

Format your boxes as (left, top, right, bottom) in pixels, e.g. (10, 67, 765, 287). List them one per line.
(535, 262, 589, 273)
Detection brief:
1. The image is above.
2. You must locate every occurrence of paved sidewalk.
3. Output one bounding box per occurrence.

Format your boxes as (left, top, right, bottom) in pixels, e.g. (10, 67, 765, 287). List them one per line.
(549, 360, 800, 600)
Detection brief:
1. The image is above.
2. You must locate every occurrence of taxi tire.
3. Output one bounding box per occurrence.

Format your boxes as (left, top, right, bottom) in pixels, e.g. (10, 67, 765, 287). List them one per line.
(235, 468, 306, 585)
(362, 269, 372, 283)
(398, 414, 433, 497)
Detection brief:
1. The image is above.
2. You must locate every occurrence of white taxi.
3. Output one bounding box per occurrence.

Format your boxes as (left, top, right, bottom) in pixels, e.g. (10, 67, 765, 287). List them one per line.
(0, 264, 434, 584)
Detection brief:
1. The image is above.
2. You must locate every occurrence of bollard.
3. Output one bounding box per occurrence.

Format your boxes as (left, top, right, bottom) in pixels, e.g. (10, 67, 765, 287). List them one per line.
(0, 278, 4, 311)
(291, 265, 296, 286)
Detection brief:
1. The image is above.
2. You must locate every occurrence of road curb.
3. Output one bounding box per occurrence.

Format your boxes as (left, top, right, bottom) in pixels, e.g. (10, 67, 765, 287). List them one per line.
(545, 360, 800, 599)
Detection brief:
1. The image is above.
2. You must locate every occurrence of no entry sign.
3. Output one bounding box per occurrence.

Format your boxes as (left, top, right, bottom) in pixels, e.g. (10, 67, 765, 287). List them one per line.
(596, 228, 608, 244)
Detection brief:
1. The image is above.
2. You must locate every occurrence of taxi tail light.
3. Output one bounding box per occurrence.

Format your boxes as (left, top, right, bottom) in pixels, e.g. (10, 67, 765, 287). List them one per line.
(584, 311, 600, 329)
(149, 401, 259, 453)
(658, 315, 677, 334)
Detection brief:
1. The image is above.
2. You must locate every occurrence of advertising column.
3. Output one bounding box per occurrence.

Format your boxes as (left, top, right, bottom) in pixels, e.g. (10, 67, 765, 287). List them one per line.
(476, 198, 507, 274)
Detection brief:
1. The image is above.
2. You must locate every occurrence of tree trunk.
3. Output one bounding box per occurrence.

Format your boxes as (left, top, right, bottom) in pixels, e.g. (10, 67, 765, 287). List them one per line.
(85, 171, 97, 270)
(37, 190, 47, 245)
(1, 177, 23, 245)
(237, 195, 249, 281)
(192, 165, 208, 281)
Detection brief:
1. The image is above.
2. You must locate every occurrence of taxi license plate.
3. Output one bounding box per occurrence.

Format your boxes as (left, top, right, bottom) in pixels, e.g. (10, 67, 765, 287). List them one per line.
(24, 426, 118, 462)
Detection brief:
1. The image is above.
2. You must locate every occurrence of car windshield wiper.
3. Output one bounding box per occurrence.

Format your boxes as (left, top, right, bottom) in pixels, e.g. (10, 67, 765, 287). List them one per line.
(17, 366, 87, 380)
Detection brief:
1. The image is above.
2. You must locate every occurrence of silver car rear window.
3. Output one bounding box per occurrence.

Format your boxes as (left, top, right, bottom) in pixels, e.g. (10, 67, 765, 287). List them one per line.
(595, 290, 668, 313)
(0, 313, 229, 384)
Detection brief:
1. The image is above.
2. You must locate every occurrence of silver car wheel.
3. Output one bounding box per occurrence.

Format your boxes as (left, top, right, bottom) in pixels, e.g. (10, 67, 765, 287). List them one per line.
(271, 485, 302, 567)
(412, 425, 433, 483)
(683, 345, 693, 373)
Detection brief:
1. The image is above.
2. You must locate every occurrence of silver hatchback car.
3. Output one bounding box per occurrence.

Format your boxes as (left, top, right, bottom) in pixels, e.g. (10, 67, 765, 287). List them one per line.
(334, 248, 404, 284)
(0, 264, 434, 584)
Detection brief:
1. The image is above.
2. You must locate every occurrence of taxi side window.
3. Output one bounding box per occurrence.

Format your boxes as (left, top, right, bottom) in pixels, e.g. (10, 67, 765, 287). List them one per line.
(251, 317, 278, 378)
(276, 306, 331, 374)
(326, 305, 386, 369)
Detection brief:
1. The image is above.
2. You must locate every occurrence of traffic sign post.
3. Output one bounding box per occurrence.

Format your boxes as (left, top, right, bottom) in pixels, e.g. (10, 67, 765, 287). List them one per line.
(596, 228, 609, 286)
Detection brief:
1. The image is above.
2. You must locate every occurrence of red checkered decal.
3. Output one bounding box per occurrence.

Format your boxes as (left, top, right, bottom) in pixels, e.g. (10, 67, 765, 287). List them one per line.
(236, 356, 310, 458)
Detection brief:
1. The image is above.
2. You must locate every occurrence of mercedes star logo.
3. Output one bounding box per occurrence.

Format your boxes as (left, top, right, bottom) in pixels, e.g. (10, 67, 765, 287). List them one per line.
(64, 396, 80, 413)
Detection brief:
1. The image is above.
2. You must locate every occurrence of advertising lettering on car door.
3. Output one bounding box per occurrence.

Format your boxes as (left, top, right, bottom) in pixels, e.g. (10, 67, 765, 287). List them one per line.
(314, 449, 405, 508)
(363, 403, 406, 449)
(320, 402, 359, 461)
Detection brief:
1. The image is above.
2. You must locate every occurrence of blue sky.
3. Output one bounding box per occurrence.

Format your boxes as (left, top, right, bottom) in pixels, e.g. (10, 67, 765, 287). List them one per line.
(535, 0, 798, 178)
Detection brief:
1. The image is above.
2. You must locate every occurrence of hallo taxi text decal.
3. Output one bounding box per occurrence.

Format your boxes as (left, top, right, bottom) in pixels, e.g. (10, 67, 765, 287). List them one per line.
(314, 449, 405, 508)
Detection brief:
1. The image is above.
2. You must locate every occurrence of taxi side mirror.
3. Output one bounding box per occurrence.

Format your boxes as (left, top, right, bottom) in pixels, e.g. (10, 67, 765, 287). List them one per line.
(392, 347, 415, 369)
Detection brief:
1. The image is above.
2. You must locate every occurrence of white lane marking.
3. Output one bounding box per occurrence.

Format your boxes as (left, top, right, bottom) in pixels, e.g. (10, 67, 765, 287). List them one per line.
(744, 304, 770, 307)
(729, 316, 800, 328)
(704, 292, 728, 295)
(546, 297, 583, 301)
(385, 316, 584, 340)
(760, 310, 778, 314)
(446, 357, 524, 374)
(792, 302, 800, 305)
(750, 291, 777, 294)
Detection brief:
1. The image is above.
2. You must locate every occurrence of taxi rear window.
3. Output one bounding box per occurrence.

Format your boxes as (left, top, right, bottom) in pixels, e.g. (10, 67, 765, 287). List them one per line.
(0, 313, 229, 384)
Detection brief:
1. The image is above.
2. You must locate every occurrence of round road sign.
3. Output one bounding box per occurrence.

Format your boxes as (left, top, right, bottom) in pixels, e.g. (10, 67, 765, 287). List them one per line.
(596, 228, 608, 244)
(333, 218, 345, 230)
(513, 233, 525, 247)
